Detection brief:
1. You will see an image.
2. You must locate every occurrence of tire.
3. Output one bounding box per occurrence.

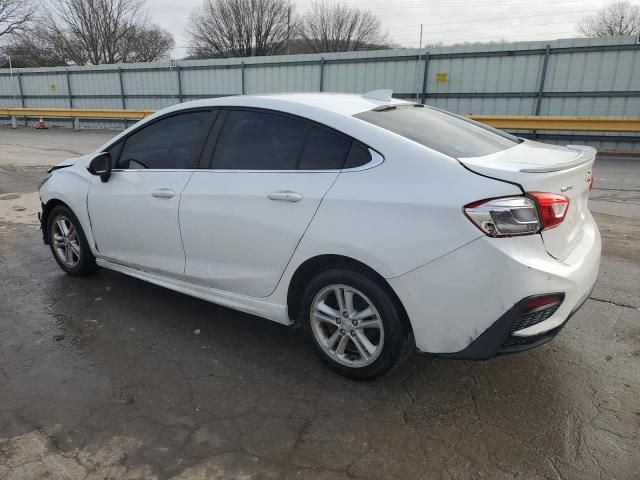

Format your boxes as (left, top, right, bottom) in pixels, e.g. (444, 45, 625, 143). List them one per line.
(47, 204, 99, 276)
(301, 268, 414, 380)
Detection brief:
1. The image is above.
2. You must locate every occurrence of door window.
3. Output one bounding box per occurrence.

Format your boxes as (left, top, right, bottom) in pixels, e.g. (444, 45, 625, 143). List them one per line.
(298, 127, 351, 170)
(209, 109, 373, 171)
(117, 111, 211, 169)
(212, 110, 309, 170)
(344, 142, 373, 169)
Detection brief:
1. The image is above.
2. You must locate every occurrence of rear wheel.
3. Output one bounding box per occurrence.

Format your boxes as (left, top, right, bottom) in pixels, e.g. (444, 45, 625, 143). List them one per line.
(47, 205, 98, 276)
(301, 268, 414, 379)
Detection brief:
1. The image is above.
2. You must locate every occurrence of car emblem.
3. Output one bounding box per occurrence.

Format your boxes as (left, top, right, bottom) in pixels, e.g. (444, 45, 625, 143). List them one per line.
(561, 185, 573, 192)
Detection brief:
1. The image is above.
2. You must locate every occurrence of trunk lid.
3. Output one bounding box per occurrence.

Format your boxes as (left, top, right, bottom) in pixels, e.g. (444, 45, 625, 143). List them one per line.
(460, 140, 595, 259)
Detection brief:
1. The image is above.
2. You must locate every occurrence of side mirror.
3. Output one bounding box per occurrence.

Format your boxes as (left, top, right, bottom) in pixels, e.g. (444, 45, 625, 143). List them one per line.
(87, 152, 112, 183)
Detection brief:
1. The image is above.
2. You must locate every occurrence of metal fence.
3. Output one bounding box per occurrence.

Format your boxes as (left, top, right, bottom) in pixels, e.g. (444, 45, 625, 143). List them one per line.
(1, 35, 639, 151)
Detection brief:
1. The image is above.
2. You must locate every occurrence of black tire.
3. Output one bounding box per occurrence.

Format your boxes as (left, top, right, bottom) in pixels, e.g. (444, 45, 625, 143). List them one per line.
(301, 268, 414, 380)
(47, 204, 99, 276)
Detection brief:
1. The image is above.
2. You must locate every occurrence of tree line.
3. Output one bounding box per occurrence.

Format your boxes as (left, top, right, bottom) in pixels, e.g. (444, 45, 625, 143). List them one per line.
(0, 0, 388, 67)
(0, 0, 638, 68)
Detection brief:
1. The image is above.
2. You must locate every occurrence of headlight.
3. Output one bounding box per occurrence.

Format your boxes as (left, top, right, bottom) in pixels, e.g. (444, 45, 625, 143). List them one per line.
(38, 173, 53, 190)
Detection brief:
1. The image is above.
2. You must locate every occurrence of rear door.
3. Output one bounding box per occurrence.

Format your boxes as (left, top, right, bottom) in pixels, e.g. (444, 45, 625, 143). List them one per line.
(179, 109, 354, 297)
(88, 110, 214, 276)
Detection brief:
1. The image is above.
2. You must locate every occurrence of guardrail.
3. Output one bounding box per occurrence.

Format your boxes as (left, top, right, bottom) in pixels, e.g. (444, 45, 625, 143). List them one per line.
(0, 107, 153, 121)
(468, 115, 640, 132)
(1, 107, 640, 134)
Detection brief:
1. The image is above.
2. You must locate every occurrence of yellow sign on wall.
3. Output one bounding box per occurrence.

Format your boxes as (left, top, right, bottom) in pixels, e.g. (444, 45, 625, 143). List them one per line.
(435, 72, 448, 84)
(49, 84, 57, 92)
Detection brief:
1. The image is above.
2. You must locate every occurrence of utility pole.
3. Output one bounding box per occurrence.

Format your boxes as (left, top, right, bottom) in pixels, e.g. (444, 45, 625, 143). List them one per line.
(7, 55, 17, 103)
(287, 5, 291, 54)
(415, 24, 423, 101)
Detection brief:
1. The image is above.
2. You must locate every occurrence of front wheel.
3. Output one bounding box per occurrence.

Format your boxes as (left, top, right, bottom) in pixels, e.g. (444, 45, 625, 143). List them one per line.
(47, 204, 98, 276)
(301, 268, 414, 380)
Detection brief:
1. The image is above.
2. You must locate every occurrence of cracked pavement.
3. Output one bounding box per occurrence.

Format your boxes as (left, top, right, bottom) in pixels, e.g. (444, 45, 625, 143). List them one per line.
(0, 126, 639, 479)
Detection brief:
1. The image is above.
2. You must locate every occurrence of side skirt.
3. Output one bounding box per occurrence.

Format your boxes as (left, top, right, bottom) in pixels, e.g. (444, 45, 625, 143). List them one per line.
(95, 259, 292, 326)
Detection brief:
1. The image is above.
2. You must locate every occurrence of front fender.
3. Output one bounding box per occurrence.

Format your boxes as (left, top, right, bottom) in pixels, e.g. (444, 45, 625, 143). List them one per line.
(39, 164, 96, 256)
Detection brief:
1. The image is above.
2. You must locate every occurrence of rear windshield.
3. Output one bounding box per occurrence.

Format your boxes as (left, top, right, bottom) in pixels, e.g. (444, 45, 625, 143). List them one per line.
(354, 105, 519, 159)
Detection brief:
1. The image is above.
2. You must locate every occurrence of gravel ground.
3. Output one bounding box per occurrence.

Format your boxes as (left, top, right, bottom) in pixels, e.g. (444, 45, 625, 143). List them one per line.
(1, 125, 639, 480)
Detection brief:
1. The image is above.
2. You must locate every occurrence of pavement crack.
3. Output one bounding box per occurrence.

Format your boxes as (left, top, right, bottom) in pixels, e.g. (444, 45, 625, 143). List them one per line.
(466, 365, 481, 420)
(588, 296, 638, 310)
(547, 457, 564, 480)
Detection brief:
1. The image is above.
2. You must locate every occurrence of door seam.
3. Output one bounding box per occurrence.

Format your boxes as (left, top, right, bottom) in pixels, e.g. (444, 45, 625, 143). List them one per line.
(265, 170, 342, 299)
(86, 178, 99, 252)
(178, 171, 197, 275)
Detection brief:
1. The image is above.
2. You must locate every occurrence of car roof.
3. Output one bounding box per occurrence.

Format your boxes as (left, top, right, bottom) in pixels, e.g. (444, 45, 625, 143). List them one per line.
(157, 92, 410, 118)
(97, 92, 410, 153)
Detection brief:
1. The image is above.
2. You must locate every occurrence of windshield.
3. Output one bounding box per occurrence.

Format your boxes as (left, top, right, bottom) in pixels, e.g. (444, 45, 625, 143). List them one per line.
(354, 105, 519, 159)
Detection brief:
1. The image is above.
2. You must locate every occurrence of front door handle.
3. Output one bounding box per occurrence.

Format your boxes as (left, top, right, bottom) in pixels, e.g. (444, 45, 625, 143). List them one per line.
(267, 191, 303, 202)
(151, 188, 175, 199)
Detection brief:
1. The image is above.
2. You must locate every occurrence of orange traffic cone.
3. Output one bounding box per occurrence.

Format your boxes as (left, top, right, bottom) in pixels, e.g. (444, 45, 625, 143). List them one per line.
(37, 117, 46, 129)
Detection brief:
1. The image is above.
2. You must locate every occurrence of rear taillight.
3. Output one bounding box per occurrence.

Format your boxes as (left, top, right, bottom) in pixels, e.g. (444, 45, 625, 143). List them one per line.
(464, 196, 540, 237)
(528, 192, 569, 230)
(464, 193, 569, 237)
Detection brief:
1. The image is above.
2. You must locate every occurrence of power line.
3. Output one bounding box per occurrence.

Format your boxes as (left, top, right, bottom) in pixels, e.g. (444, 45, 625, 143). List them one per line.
(384, 11, 597, 33)
(390, 20, 586, 38)
(344, 0, 599, 9)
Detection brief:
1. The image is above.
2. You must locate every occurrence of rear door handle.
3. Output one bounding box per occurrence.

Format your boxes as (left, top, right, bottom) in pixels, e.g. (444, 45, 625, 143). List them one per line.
(151, 188, 175, 199)
(267, 191, 303, 202)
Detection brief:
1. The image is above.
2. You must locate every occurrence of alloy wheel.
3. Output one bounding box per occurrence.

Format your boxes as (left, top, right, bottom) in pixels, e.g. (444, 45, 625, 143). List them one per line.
(310, 284, 384, 368)
(51, 215, 81, 268)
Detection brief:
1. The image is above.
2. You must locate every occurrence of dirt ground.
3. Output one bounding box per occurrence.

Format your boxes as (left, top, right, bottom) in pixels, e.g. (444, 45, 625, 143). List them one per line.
(1, 126, 639, 479)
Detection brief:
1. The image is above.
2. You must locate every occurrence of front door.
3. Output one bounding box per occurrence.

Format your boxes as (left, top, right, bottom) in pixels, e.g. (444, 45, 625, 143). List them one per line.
(88, 110, 214, 277)
(180, 109, 354, 297)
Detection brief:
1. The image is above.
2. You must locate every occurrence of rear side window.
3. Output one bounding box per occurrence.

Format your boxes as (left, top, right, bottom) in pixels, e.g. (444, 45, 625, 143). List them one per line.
(212, 110, 309, 170)
(355, 106, 518, 159)
(117, 111, 210, 169)
(299, 128, 351, 170)
(344, 142, 372, 169)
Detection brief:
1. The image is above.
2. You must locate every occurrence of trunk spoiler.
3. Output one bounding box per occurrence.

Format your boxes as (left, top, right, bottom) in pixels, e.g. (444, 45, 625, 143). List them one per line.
(519, 145, 596, 173)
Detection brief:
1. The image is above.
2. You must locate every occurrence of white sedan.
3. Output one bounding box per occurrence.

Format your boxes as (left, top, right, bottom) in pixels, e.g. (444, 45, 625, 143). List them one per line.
(38, 91, 601, 379)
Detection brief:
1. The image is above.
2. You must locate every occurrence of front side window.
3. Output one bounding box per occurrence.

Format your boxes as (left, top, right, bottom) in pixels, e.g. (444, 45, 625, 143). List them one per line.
(106, 141, 123, 168)
(117, 111, 211, 169)
(355, 105, 518, 159)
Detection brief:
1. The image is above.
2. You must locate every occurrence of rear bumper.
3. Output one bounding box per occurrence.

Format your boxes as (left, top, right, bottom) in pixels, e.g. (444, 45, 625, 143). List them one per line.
(434, 283, 594, 360)
(388, 211, 601, 355)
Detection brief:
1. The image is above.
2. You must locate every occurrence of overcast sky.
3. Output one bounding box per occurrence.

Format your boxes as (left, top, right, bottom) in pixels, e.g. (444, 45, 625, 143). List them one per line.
(147, 0, 612, 58)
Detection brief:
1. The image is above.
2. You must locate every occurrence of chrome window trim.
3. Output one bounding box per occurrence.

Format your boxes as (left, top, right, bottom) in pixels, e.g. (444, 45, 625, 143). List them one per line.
(341, 149, 384, 172)
(110, 148, 384, 174)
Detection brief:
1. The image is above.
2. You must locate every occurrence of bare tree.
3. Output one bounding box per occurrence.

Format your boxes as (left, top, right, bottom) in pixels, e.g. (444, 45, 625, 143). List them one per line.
(119, 24, 174, 63)
(1, 26, 67, 67)
(299, 1, 388, 53)
(0, 0, 36, 38)
(578, 1, 640, 37)
(187, 0, 293, 58)
(33, 0, 174, 65)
